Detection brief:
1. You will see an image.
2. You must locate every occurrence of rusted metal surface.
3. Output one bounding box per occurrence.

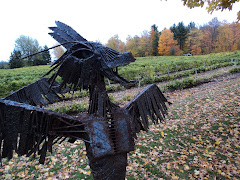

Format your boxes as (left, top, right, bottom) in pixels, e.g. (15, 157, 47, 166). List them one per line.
(0, 21, 171, 179)
(0, 99, 87, 164)
(4, 78, 64, 106)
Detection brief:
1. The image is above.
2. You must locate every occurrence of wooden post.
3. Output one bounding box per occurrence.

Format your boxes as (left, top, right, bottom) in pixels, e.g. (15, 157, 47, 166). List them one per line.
(234, 59, 237, 66)
(204, 61, 206, 67)
(175, 63, 178, 70)
(231, 58, 233, 63)
(107, 79, 111, 87)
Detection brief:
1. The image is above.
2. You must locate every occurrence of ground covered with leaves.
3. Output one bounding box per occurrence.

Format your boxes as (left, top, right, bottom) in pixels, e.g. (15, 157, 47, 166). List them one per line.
(0, 77, 239, 179)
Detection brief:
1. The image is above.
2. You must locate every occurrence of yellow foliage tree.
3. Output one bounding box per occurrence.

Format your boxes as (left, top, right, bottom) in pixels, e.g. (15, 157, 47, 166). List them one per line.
(53, 43, 66, 59)
(186, 27, 203, 55)
(158, 29, 178, 56)
(181, 0, 240, 21)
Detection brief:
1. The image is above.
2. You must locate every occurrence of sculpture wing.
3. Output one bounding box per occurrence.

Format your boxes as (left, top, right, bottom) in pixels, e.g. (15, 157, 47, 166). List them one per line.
(49, 21, 87, 49)
(3, 78, 65, 106)
(124, 84, 171, 135)
(0, 98, 87, 164)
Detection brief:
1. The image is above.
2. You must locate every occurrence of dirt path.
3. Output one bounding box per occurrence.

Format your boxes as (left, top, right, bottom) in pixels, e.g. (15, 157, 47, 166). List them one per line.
(110, 65, 240, 104)
(48, 65, 240, 109)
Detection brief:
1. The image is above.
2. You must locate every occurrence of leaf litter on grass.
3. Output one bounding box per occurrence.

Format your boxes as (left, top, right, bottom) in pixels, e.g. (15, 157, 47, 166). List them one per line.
(126, 77, 240, 179)
(0, 77, 239, 179)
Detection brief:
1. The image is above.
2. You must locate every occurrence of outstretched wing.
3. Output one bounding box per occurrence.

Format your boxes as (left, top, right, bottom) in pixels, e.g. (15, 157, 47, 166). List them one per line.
(124, 84, 171, 135)
(3, 78, 65, 106)
(49, 21, 87, 50)
(0, 99, 88, 164)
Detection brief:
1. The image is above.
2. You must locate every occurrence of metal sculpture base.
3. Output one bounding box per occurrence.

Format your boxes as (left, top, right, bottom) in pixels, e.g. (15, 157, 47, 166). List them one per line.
(86, 141, 127, 180)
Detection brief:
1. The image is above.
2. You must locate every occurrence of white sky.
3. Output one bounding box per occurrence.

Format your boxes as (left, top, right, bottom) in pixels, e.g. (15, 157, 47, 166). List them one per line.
(0, 0, 239, 61)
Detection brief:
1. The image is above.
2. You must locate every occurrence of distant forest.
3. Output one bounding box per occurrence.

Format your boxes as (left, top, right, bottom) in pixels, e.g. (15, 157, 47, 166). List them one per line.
(106, 17, 240, 57)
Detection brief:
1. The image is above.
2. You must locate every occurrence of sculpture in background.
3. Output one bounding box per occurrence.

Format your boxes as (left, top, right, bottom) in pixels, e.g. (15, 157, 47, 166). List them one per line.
(0, 21, 171, 179)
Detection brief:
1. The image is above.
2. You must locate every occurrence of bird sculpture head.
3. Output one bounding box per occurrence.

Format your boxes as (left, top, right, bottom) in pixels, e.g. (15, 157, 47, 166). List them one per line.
(46, 21, 136, 91)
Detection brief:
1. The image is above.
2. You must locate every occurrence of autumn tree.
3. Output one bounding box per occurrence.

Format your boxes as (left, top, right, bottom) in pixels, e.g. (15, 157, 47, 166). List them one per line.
(106, 34, 125, 53)
(139, 31, 151, 57)
(209, 17, 220, 50)
(199, 25, 211, 54)
(214, 21, 233, 52)
(230, 22, 240, 50)
(53, 44, 66, 60)
(186, 27, 203, 55)
(181, 0, 240, 20)
(158, 29, 178, 56)
(150, 24, 159, 56)
(126, 35, 142, 57)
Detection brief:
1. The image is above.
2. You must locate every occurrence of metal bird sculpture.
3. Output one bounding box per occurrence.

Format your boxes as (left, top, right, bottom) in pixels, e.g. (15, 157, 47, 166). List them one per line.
(0, 21, 171, 180)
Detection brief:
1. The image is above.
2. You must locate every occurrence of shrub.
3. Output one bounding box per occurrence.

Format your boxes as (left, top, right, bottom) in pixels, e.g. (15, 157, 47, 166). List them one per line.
(229, 67, 240, 73)
(165, 78, 196, 91)
(48, 102, 88, 115)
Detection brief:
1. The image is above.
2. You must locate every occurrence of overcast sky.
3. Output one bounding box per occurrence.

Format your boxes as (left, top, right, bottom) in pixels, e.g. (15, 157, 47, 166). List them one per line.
(0, 0, 239, 61)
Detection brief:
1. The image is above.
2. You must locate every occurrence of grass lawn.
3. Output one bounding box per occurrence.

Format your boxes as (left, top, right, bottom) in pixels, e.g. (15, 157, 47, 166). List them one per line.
(0, 76, 239, 179)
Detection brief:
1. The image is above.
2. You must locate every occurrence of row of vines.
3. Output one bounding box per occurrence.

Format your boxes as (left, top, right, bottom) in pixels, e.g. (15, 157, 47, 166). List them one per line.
(0, 51, 239, 98)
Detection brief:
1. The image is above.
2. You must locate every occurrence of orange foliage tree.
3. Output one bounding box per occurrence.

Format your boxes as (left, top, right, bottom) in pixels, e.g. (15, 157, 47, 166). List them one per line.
(230, 22, 240, 50)
(215, 21, 233, 52)
(158, 29, 178, 56)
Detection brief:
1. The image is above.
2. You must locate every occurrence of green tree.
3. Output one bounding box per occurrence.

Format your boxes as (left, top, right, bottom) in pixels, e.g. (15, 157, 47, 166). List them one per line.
(15, 35, 42, 66)
(0, 62, 4, 69)
(188, 22, 196, 31)
(0, 61, 6, 69)
(170, 22, 188, 52)
(9, 50, 24, 69)
(41, 45, 51, 65)
(150, 24, 159, 56)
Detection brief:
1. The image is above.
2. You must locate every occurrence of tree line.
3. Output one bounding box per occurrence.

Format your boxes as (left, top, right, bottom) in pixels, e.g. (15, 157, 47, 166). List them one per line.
(3, 17, 239, 69)
(6, 35, 51, 69)
(106, 17, 240, 57)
